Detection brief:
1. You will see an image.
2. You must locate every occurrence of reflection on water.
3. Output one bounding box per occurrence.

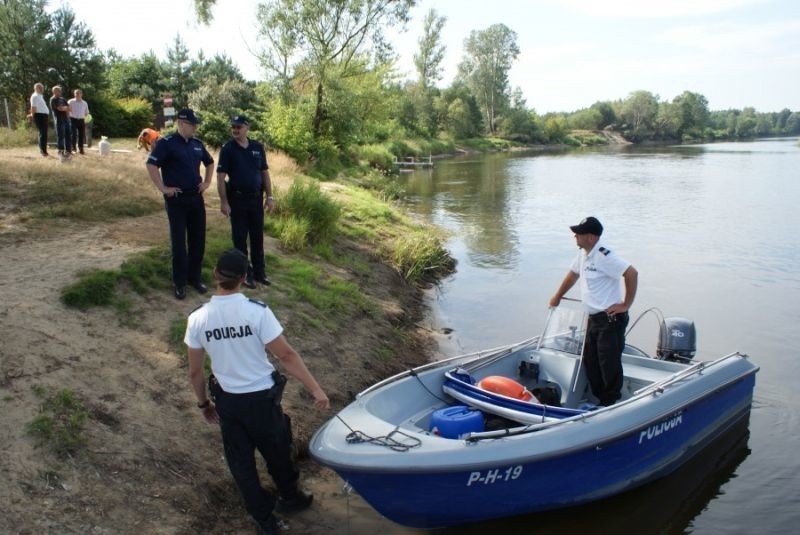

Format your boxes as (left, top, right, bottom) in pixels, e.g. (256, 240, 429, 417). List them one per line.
(397, 138, 800, 532)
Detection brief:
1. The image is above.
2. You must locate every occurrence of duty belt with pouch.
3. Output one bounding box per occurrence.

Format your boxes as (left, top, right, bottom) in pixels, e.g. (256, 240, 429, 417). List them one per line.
(208, 371, 287, 405)
(268, 370, 287, 406)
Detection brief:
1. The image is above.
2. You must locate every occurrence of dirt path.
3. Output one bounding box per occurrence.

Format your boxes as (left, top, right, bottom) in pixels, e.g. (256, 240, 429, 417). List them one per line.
(0, 193, 424, 533)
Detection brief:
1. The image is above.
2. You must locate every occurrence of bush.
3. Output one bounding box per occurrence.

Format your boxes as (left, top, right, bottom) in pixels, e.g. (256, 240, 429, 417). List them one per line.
(61, 269, 119, 309)
(355, 144, 395, 171)
(279, 215, 310, 251)
(0, 124, 36, 148)
(277, 179, 341, 245)
(196, 112, 230, 149)
(264, 102, 314, 163)
(91, 95, 153, 137)
(392, 232, 455, 283)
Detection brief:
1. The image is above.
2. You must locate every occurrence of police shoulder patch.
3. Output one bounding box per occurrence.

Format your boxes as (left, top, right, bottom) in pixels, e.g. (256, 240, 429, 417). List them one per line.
(599, 246, 611, 256)
(248, 298, 267, 308)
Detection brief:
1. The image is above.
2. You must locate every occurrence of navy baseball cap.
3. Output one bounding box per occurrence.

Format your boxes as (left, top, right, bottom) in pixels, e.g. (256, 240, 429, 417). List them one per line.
(570, 216, 603, 236)
(230, 115, 249, 126)
(177, 108, 200, 124)
(216, 249, 248, 278)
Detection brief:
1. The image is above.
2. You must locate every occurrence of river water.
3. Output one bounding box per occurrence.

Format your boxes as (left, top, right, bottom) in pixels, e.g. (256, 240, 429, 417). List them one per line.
(372, 138, 798, 533)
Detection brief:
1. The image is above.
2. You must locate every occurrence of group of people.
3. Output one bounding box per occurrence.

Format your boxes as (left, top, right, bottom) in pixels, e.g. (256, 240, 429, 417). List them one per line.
(145, 108, 328, 534)
(145, 108, 274, 300)
(33, 96, 634, 532)
(28, 83, 90, 158)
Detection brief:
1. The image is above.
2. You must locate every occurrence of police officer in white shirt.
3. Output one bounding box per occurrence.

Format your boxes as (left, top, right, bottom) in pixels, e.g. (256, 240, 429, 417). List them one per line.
(549, 216, 638, 406)
(185, 249, 329, 534)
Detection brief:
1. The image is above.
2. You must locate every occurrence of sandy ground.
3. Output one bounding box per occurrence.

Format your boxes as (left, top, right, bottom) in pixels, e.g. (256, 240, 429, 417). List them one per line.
(0, 148, 438, 534)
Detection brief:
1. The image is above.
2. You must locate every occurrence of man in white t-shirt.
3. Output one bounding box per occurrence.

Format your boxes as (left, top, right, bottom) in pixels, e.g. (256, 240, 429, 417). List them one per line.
(68, 89, 90, 155)
(185, 249, 329, 534)
(549, 216, 638, 406)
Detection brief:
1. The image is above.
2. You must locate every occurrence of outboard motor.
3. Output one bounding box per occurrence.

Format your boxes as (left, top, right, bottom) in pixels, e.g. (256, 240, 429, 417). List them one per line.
(657, 317, 696, 362)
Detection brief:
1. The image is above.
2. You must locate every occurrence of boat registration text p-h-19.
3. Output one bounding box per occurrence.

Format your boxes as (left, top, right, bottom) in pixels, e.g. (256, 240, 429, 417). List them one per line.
(467, 465, 524, 486)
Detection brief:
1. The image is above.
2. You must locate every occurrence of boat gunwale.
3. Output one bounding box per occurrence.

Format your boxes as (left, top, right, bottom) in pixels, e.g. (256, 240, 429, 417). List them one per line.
(312, 366, 757, 475)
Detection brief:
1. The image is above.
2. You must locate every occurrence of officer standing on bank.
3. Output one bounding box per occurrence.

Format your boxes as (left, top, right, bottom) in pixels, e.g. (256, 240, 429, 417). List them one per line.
(217, 115, 275, 288)
(185, 249, 329, 534)
(146, 109, 214, 299)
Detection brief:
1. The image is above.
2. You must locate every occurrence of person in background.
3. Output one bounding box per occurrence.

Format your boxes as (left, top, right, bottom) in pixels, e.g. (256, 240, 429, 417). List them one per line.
(549, 216, 638, 406)
(28, 83, 49, 157)
(68, 89, 90, 155)
(185, 249, 329, 535)
(145, 108, 214, 300)
(49, 85, 72, 157)
(137, 128, 161, 152)
(216, 115, 275, 288)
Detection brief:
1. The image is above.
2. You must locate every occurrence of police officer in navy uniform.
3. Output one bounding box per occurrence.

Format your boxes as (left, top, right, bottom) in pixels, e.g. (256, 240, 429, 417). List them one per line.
(549, 216, 638, 406)
(217, 115, 275, 288)
(185, 249, 329, 534)
(146, 109, 214, 299)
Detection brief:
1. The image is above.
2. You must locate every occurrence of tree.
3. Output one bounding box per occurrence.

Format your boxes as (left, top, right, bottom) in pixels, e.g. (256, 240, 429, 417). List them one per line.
(735, 107, 757, 138)
(253, 0, 415, 140)
(0, 1, 103, 116)
(457, 23, 519, 135)
(413, 9, 446, 88)
(619, 90, 659, 141)
(671, 90, 709, 138)
(105, 52, 168, 106)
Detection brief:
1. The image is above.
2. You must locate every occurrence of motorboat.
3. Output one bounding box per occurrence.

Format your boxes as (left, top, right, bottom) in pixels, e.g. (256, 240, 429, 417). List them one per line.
(309, 302, 759, 529)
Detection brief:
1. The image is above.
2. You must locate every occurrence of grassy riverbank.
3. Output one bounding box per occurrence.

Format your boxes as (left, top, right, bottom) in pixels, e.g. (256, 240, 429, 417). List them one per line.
(0, 141, 453, 533)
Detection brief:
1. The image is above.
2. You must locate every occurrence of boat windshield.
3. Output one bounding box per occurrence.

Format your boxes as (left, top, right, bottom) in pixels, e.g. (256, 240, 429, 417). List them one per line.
(538, 301, 587, 356)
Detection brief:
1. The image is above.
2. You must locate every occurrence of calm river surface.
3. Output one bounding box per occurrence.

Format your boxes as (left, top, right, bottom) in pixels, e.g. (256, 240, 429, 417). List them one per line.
(351, 138, 799, 534)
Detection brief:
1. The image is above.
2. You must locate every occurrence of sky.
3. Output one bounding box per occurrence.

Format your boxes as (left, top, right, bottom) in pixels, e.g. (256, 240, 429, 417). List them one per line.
(57, 0, 800, 113)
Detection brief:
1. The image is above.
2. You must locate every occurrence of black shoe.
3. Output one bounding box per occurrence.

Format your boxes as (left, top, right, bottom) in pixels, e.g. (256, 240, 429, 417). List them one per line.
(276, 489, 313, 514)
(243, 275, 257, 289)
(258, 515, 287, 534)
(174, 286, 186, 300)
(189, 281, 208, 294)
(254, 275, 272, 286)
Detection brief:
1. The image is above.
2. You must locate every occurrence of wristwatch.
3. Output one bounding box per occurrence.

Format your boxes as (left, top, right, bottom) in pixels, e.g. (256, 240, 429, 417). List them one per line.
(197, 399, 210, 409)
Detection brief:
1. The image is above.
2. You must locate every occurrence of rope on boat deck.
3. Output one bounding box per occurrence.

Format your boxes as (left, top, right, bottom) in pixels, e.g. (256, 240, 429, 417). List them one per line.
(336, 414, 422, 452)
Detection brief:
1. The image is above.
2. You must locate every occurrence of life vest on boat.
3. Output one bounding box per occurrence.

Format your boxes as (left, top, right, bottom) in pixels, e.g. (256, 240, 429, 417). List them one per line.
(478, 376, 535, 402)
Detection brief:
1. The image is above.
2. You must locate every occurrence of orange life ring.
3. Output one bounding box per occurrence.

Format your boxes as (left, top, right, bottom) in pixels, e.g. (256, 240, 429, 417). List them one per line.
(477, 376, 534, 402)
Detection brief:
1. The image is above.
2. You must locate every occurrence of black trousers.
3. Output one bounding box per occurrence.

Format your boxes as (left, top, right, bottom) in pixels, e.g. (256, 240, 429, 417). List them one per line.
(229, 192, 265, 278)
(212, 385, 299, 526)
(164, 192, 206, 287)
(70, 118, 86, 152)
(34, 113, 49, 154)
(583, 312, 628, 406)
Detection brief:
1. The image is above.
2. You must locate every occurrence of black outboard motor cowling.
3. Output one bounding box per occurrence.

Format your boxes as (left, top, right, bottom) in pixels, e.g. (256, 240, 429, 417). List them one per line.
(657, 317, 696, 362)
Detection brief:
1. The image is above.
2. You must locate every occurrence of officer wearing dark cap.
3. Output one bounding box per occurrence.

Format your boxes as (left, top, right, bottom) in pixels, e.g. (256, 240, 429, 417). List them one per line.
(146, 108, 215, 299)
(216, 115, 275, 288)
(549, 216, 638, 406)
(185, 249, 329, 534)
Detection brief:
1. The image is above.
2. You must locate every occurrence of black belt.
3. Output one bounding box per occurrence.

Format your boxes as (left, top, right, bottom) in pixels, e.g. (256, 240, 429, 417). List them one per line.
(589, 310, 628, 321)
(164, 189, 200, 199)
(231, 189, 262, 197)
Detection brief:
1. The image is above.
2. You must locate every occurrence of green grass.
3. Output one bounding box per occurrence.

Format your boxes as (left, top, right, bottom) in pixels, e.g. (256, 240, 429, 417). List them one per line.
(61, 269, 119, 309)
(27, 388, 88, 458)
(0, 152, 162, 222)
(0, 125, 37, 148)
(392, 231, 456, 283)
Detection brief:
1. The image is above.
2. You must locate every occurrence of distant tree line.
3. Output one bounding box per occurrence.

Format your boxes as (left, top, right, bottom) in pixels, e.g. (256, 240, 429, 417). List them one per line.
(2, 0, 798, 171)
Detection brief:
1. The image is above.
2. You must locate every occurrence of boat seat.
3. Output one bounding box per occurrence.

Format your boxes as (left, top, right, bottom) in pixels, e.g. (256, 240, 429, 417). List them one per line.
(536, 349, 589, 407)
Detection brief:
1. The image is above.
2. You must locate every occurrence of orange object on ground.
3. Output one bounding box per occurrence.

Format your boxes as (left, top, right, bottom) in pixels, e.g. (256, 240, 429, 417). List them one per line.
(477, 376, 535, 402)
(137, 128, 161, 151)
